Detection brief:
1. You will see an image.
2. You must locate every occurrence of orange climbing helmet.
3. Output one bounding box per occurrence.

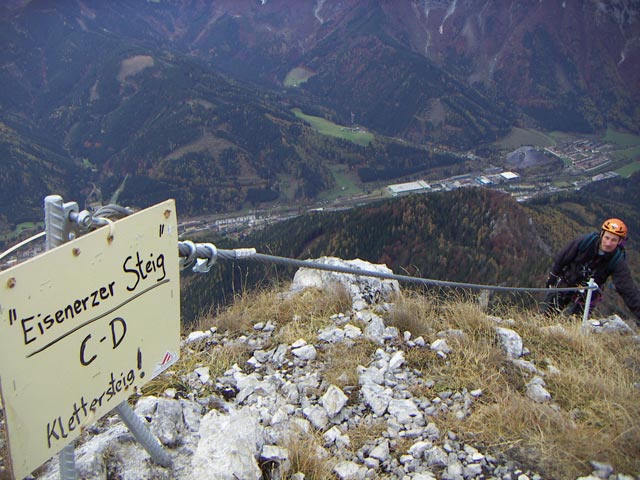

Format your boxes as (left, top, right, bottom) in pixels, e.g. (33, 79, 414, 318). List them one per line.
(601, 218, 628, 239)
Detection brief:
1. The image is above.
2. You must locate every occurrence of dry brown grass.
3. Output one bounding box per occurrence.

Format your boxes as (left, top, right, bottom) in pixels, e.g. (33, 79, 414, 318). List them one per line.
(385, 291, 438, 338)
(141, 340, 253, 398)
(393, 292, 516, 395)
(346, 417, 388, 453)
(195, 284, 351, 340)
(512, 317, 640, 477)
(146, 284, 352, 398)
(320, 340, 379, 388)
(277, 427, 336, 479)
(149, 285, 639, 478)
(391, 292, 640, 478)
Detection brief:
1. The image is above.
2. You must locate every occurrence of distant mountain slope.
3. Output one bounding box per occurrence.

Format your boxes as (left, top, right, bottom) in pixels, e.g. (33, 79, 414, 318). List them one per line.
(0, 1, 469, 230)
(1, 0, 639, 231)
(182, 188, 551, 321)
(412, 0, 640, 133)
(0, 122, 81, 224)
(16, 0, 631, 140)
(250, 187, 548, 286)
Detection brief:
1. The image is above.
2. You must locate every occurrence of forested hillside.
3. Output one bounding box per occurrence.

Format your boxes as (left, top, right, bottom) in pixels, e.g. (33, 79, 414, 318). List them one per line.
(181, 173, 640, 324)
(527, 172, 640, 256)
(183, 175, 640, 321)
(250, 189, 546, 284)
(0, 19, 467, 232)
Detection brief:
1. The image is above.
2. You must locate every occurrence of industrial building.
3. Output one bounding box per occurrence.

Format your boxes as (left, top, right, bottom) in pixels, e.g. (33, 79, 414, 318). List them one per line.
(387, 180, 431, 196)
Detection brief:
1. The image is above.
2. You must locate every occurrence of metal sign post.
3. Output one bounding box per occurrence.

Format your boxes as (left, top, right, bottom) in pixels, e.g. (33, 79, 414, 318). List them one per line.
(44, 196, 80, 480)
(582, 278, 597, 323)
(0, 196, 179, 479)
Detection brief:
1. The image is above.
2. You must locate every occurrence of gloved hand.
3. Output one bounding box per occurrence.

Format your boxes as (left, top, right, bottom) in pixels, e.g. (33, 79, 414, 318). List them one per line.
(545, 272, 560, 288)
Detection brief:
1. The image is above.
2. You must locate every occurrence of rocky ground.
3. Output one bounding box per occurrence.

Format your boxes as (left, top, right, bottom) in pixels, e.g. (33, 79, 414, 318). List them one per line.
(3, 258, 638, 480)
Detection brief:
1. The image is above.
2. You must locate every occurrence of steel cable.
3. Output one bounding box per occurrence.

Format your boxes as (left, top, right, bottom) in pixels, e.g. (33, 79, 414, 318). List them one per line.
(178, 241, 595, 293)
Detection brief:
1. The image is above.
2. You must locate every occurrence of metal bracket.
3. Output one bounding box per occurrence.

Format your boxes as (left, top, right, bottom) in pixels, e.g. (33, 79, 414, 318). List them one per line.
(44, 195, 79, 248)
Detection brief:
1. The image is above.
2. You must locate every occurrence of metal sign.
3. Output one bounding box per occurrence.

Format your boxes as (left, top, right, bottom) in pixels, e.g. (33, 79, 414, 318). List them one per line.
(0, 200, 180, 479)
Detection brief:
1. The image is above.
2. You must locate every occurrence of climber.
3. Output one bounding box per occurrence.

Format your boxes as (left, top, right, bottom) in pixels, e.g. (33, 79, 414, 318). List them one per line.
(541, 218, 640, 325)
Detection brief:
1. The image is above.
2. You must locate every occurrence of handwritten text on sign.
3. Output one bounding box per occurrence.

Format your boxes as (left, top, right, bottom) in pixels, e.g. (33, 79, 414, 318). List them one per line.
(0, 200, 180, 480)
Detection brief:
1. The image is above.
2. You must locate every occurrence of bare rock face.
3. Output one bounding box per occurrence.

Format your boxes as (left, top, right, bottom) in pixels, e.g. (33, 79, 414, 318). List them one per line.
(191, 408, 263, 480)
(289, 256, 400, 310)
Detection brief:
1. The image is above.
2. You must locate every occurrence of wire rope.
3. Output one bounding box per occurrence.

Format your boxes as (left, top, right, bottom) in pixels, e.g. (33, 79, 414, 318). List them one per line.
(178, 241, 594, 293)
(0, 207, 592, 295)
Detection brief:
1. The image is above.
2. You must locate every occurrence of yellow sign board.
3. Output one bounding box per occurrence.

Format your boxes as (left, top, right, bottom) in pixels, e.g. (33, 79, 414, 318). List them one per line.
(0, 200, 180, 479)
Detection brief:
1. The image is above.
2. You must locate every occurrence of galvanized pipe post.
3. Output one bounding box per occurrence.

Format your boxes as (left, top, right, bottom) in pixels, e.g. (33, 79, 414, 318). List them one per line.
(582, 278, 597, 323)
(114, 402, 172, 467)
(44, 195, 79, 480)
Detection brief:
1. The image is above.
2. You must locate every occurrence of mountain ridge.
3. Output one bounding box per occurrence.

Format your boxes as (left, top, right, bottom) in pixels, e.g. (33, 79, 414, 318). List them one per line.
(1, 0, 639, 239)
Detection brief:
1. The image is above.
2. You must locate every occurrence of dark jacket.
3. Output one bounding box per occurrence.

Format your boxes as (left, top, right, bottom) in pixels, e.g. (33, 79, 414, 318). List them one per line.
(550, 233, 640, 320)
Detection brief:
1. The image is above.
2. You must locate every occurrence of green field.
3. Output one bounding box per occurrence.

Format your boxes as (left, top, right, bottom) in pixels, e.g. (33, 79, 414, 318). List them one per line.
(599, 129, 640, 177)
(604, 128, 640, 147)
(283, 67, 315, 87)
(318, 164, 363, 201)
(496, 127, 556, 150)
(550, 181, 575, 189)
(292, 108, 374, 146)
(616, 161, 640, 177)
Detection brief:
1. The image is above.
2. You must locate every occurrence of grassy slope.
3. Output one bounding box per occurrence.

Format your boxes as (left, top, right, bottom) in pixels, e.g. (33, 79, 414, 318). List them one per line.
(292, 108, 375, 146)
(147, 286, 640, 479)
